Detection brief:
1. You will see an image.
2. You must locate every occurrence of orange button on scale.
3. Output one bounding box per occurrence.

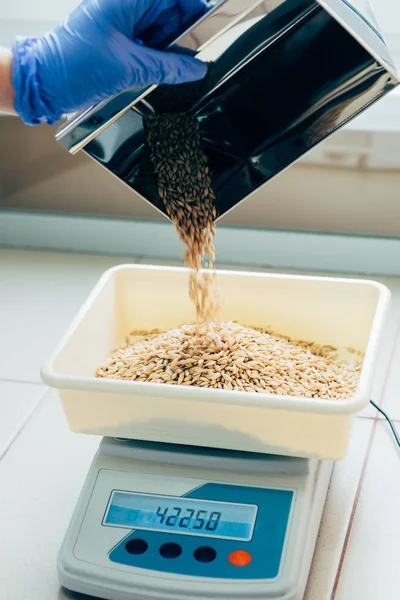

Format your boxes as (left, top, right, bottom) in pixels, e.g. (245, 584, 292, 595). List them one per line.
(228, 550, 252, 567)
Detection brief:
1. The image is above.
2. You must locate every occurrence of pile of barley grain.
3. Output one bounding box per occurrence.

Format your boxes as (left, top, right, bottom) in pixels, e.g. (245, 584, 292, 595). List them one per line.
(145, 113, 219, 323)
(96, 321, 362, 400)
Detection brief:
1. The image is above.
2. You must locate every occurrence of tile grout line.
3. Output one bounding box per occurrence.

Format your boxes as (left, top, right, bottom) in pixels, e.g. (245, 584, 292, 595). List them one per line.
(2, 383, 400, 420)
(359, 413, 400, 423)
(0, 377, 43, 386)
(0, 387, 49, 462)
(358, 316, 400, 423)
(330, 317, 400, 598)
(330, 418, 378, 599)
(369, 317, 400, 426)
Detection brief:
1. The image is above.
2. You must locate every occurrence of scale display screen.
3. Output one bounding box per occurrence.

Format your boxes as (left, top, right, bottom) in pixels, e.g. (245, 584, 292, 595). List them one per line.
(104, 491, 258, 541)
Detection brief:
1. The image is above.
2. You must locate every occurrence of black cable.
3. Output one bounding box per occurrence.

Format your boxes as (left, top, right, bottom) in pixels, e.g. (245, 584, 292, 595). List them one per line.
(370, 400, 400, 448)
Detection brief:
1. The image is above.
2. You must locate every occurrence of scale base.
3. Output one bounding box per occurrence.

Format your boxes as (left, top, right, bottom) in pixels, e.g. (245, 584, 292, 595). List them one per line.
(59, 438, 333, 600)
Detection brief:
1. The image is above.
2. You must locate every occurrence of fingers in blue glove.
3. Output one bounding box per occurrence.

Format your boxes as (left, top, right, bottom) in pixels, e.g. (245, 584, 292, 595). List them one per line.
(131, 43, 208, 86)
(90, 0, 208, 40)
(132, 0, 209, 42)
(140, 6, 183, 47)
(175, 0, 209, 21)
(12, 0, 210, 125)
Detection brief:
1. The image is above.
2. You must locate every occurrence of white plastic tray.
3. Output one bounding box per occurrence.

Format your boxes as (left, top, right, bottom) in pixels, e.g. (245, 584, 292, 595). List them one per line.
(42, 265, 390, 460)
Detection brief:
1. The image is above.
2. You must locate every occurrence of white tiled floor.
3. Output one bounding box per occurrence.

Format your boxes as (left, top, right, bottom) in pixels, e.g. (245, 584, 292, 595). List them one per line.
(0, 249, 399, 600)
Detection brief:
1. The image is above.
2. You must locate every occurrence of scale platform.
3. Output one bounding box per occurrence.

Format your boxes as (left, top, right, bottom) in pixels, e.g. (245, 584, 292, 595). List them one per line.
(59, 438, 333, 600)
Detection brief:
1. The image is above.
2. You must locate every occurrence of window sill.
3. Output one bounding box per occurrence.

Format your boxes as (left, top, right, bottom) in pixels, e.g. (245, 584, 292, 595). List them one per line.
(345, 86, 400, 133)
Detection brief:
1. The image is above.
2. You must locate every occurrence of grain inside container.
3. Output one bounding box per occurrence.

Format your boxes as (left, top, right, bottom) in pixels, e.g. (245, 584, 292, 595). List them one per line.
(96, 321, 362, 399)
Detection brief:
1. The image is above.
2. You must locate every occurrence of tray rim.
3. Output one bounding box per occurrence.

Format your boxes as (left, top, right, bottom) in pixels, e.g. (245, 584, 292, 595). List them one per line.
(41, 264, 391, 417)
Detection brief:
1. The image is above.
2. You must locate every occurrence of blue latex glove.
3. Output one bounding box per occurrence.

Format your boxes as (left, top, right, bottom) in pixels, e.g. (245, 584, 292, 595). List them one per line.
(12, 0, 208, 126)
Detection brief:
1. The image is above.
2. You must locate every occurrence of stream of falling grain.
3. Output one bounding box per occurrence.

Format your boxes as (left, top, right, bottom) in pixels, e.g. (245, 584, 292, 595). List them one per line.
(145, 113, 219, 323)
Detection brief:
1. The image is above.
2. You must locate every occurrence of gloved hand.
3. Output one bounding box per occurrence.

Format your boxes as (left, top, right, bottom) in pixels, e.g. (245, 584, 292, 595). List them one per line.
(12, 0, 208, 126)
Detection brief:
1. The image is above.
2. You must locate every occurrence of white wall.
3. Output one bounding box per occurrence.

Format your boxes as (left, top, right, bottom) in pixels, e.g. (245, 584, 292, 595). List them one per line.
(0, 0, 398, 39)
(0, 0, 79, 47)
(0, 0, 79, 23)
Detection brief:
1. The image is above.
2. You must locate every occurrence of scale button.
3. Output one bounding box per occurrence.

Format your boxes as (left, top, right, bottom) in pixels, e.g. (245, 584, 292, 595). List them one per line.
(125, 539, 148, 555)
(228, 550, 252, 567)
(194, 547, 217, 563)
(159, 543, 182, 559)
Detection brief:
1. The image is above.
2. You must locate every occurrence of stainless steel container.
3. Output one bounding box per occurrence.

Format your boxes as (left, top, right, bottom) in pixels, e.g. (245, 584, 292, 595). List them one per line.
(56, 0, 398, 221)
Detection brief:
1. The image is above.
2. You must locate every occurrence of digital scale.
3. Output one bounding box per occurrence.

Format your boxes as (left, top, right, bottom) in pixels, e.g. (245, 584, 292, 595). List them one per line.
(59, 438, 333, 600)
